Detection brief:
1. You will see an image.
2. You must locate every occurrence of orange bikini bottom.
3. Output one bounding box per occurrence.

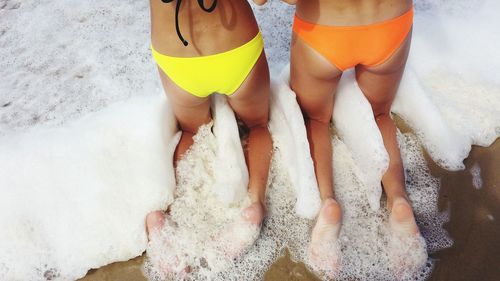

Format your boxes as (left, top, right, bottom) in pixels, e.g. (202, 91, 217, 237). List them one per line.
(292, 7, 414, 71)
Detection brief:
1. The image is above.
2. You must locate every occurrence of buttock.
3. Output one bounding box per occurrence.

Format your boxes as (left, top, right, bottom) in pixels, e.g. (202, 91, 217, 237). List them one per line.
(292, 7, 414, 71)
(151, 32, 264, 98)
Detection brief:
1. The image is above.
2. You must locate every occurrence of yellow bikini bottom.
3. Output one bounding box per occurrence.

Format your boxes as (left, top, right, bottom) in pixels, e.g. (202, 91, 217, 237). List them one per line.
(151, 32, 264, 98)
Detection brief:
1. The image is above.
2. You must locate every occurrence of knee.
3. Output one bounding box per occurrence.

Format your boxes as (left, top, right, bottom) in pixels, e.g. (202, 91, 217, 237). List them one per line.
(178, 125, 198, 135)
(298, 100, 333, 125)
(369, 100, 392, 118)
(177, 117, 211, 135)
(242, 114, 269, 130)
(172, 104, 211, 135)
(303, 111, 332, 125)
(235, 107, 270, 130)
(372, 109, 392, 126)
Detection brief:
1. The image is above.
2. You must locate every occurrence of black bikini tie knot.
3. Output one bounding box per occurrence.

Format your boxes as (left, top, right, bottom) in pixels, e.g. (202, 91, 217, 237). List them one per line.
(161, 0, 218, 46)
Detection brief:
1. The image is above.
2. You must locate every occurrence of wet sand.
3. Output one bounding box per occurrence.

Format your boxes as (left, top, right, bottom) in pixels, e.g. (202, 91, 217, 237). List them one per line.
(80, 138, 500, 281)
(427, 140, 500, 281)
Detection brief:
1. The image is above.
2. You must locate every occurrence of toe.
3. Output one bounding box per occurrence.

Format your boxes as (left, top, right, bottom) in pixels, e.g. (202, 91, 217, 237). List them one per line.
(207, 203, 265, 266)
(146, 211, 165, 237)
(308, 238, 342, 275)
(308, 198, 343, 272)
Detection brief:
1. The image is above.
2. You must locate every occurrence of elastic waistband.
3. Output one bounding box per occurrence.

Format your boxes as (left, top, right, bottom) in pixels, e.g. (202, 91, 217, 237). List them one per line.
(294, 6, 413, 30)
(151, 32, 264, 60)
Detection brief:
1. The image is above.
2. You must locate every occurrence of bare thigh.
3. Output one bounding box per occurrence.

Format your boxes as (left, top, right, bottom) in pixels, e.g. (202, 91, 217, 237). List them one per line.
(355, 30, 413, 114)
(227, 50, 272, 203)
(227, 51, 270, 126)
(355, 30, 413, 204)
(157, 68, 211, 133)
(290, 34, 343, 200)
(290, 35, 343, 121)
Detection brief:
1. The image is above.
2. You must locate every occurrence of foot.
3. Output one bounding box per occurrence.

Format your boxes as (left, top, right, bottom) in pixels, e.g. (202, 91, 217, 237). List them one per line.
(241, 201, 266, 226)
(206, 202, 265, 270)
(308, 198, 342, 277)
(146, 211, 166, 239)
(145, 211, 187, 279)
(387, 198, 428, 278)
(388, 197, 419, 236)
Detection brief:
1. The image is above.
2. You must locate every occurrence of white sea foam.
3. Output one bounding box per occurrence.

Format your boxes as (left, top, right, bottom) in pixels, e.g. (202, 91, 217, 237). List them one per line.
(469, 163, 483, 190)
(408, 0, 500, 150)
(333, 70, 389, 211)
(144, 124, 257, 280)
(0, 95, 178, 280)
(392, 68, 471, 171)
(144, 118, 449, 280)
(0, 0, 156, 135)
(212, 95, 249, 205)
(0, 0, 498, 280)
(269, 71, 321, 219)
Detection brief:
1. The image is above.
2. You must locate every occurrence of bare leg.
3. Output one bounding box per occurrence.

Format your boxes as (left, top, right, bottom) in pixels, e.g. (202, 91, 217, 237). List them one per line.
(202, 51, 272, 264)
(355, 31, 418, 235)
(291, 39, 343, 201)
(227, 51, 272, 225)
(290, 34, 343, 273)
(146, 68, 211, 235)
(144, 67, 213, 277)
(158, 69, 212, 163)
(355, 30, 429, 276)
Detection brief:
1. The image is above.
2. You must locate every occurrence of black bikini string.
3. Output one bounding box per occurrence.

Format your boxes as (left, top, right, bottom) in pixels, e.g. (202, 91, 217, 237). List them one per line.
(161, 0, 217, 46)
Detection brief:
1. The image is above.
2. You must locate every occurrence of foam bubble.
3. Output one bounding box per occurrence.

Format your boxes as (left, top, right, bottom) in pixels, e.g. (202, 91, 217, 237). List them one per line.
(0, 0, 497, 280)
(333, 70, 389, 211)
(212, 95, 249, 205)
(143, 93, 451, 280)
(0, 96, 178, 280)
(269, 71, 321, 219)
(144, 123, 259, 280)
(392, 68, 471, 171)
(469, 163, 483, 190)
(0, 0, 157, 135)
(250, 1, 295, 74)
(407, 0, 500, 150)
(387, 233, 428, 280)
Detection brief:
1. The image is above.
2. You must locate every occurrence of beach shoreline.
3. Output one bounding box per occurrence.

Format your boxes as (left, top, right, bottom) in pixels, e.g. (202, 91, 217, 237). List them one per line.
(80, 139, 500, 281)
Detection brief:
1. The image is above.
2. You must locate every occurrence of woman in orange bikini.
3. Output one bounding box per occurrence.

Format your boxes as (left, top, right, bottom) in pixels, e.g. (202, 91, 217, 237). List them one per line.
(270, 0, 422, 273)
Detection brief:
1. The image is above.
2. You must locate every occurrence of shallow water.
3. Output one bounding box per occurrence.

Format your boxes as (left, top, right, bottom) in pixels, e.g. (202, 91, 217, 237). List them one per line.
(1, 0, 499, 280)
(80, 139, 500, 281)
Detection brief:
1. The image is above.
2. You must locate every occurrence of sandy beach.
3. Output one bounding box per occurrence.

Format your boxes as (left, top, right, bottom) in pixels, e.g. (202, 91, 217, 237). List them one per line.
(80, 137, 500, 281)
(2, 1, 499, 280)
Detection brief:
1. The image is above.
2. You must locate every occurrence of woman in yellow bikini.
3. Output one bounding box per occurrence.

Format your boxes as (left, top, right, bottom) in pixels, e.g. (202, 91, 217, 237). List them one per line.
(146, 0, 272, 267)
(269, 0, 423, 273)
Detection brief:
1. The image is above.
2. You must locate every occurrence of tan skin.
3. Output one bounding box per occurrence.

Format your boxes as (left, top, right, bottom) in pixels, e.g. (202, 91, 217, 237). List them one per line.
(290, 0, 414, 207)
(147, 0, 418, 273)
(146, 0, 271, 254)
(257, 0, 419, 271)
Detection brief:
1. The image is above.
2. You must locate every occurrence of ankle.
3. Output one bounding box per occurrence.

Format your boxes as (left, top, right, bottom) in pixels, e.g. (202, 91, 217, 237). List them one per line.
(321, 193, 337, 202)
(248, 190, 266, 206)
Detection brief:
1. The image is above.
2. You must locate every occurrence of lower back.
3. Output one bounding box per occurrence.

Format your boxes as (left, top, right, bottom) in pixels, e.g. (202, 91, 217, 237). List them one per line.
(296, 0, 413, 26)
(150, 0, 259, 57)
